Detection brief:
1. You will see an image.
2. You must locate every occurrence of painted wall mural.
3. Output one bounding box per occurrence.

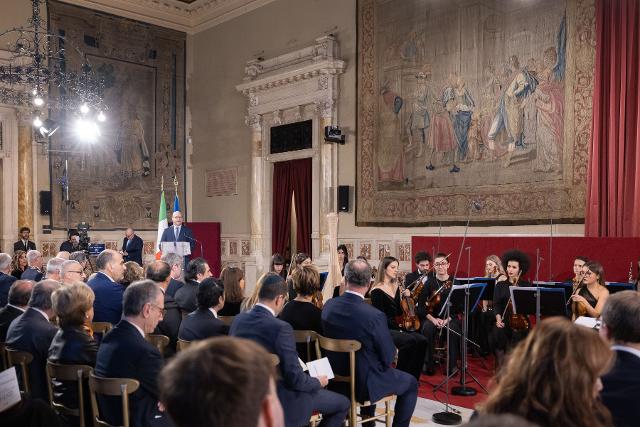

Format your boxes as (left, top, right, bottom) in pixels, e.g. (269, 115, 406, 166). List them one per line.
(48, 1, 185, 230)
(356, 0, 595, 225)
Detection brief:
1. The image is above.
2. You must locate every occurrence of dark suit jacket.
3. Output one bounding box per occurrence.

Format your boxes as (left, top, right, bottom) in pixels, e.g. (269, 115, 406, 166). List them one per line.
(178, 308, 228, 341)
(0, 272, 17, 307)
(322, 292, 403, 403)
(6, 308, 58, 400)
(122, 235, 144, 265)
(166, 278, 184, 298)
(95, 320, 166, 427)
(13, 240, 36, 253)
(87, 272, 124, 325)
(21, 267, 43, 282)
(404, 269, 433, 288)
(0, 304, 24, 342)
(153, 291, 181, 356)
(60, 241, 80, 253)
(230, 305, 321, 427)
(160, 225, 195, 267)
(601, 348, 640, 427)
(174, 279, 199, 313)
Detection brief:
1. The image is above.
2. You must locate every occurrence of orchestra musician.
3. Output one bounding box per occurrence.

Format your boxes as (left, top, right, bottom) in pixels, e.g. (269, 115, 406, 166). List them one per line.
(473, 255, 508, 355)
(570, 260, 609, 320)
(490, 250, 531, 368)
(416, 253, 461, 376)
(404, 251, 433, 287)
(569, 256, 589, 285)
(370, 256, 428, 380)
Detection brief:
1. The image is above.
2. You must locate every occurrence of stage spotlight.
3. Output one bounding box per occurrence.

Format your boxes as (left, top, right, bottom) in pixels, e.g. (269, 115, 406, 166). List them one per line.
(33, 95, 44, 106)
(74, 118, 100, 143)
(97, 111, 106, 122)
(33, 115, 42, 128)
(80, 103, 89, 114)
(39, 119, 60, 137)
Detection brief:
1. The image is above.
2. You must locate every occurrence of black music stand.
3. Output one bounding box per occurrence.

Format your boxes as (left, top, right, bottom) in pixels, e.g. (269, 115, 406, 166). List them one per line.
(606, 282, 635, 294)
(510, 286, 567, 323)
(454, 277, 496, 301)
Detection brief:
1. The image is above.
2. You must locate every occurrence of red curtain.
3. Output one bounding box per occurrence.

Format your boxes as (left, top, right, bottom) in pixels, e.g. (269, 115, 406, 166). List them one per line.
(272, 158, 312, 256)
(586, 0, 640, 237)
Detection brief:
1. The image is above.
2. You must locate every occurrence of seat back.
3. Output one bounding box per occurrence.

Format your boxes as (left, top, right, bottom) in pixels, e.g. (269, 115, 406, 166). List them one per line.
(292, 329, 322, 361)
(218, 315, 235, 326)
(176, 339, 192, 352)
(46, 362, 92, 427)
(5, 348, 34, 395)
(91, 322, 113, 335)
(145, 334, 170, 355)
(89, 372, 140, 427)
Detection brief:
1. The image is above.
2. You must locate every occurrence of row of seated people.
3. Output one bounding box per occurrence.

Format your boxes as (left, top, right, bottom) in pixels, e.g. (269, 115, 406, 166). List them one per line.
(1, 255, 639, 427)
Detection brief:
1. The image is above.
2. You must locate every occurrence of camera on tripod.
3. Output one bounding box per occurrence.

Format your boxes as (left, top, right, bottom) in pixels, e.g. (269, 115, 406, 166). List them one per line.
(77, 221, 91, 251)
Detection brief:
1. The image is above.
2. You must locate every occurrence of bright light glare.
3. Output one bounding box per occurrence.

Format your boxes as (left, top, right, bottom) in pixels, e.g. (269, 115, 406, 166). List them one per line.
(33, 116, 42, 127)
(97, 111, 106, 122)
(74, 119, 100, 143)
(80, 103, 90, 114)
(33, 96, 44, 106)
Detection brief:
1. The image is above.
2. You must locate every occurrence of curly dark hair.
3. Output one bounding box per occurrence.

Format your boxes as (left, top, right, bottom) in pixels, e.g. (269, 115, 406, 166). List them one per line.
(501, 250, 530, 275)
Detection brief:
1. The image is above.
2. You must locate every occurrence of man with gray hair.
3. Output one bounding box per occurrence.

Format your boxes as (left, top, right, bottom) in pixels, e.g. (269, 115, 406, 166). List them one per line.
(6, 279, 61, 400)
(61, 260, 86, 285)
(95, 280, 171, 427)
(0, 252, 17, 306)
(21, 249, 44, 282)
(45, 257, 66, 282)
(161, 252, 184, 297)
(88, 249, 125, 324)
(322, 259, 418, 427)
(599, 290, 640, 427)
(0, 280, 34, 341)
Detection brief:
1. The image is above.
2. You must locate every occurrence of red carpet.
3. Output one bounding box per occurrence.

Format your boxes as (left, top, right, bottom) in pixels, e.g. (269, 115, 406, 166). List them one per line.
(418, 354, 496, 409)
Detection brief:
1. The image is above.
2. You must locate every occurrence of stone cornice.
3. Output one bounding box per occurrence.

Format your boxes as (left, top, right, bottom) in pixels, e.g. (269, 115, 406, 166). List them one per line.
(58, 0, 277, 34)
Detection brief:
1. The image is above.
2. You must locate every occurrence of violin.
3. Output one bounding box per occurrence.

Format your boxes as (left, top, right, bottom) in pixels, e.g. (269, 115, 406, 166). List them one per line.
(426, 279, 452, 316)
(501, 273, 529, 331)
(569, 274, 587, 318)
(395, 274, 421, 332)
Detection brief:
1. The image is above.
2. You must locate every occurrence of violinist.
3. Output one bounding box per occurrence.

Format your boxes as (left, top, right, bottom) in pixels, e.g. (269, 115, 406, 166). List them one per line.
(404, 251, 433, 287)
(490, 250, 531, 368)
(570, 261, 609, 320)
(370, 256, 428, 380)
(473, 255, 508, 355)
(417, 253, 461, 376)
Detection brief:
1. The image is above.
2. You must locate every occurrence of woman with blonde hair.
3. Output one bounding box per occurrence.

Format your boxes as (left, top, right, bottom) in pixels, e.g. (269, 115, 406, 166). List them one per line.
(485, 255, 507, 282)
(121, 261, 144, 288)
(241, 272, 276, 313)
(478, 317, 613, 427)
(10, 250, 27, 279)
(219, 266, 245, 316)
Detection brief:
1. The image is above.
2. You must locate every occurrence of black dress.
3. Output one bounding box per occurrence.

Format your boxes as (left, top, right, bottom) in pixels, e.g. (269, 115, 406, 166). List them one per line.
(490, 280, 531, 352)
(416, 276, 462, 372)
(218, 300, 243, 317)
(279, 300, 323, 362)
(370, 287, 428, 380)
(571, 286, 598, 318)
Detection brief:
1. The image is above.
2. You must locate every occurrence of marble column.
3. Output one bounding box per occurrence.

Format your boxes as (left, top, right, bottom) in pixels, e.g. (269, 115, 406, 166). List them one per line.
(245, 113, 264, 290)
(317, 99, 336, 257)
(17, 112, 34, 230)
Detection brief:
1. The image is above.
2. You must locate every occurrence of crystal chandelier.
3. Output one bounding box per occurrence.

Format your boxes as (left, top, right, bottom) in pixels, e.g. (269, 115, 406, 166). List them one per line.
(0, 0, 107, 136)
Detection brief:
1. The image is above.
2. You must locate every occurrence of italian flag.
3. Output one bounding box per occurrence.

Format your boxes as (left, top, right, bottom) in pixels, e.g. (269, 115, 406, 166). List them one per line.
(155, 190, 168, 259)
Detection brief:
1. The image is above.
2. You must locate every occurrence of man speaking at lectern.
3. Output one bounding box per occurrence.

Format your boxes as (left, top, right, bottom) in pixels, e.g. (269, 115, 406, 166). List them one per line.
(160, 211, 195, 266)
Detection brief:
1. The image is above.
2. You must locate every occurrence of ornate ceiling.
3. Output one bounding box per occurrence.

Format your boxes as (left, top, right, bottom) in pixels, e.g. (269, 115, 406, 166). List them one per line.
(60, 0, 277, 33)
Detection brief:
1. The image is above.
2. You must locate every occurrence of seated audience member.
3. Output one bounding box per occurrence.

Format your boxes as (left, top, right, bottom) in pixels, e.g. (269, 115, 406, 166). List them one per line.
(87, 250, 125, 325)
(286, 252, 312, 301)
(159, 337, 284, 427)
(6, 280, 61, 400)
(122, 261, 144, 288)
(322, 259, 418, 427)
(218, 266, 245, 316)
(48, 282, 99, 427)
(240, 272, 269, 313)
(477, 317, 613, 427)
(69, 251, 89, 278)
(175, 257, 211, 313)
(0, 252, 17, 306)
(10, 250, 27, 279)
(279, 264, 323, 361)
(21, 250, 44, 282)
(61, 260, 86, 285)
(45, 257, 65, 282)
(95, 280, 171, 427)
(178, 277, 228, 341)
(599, 290, 640, 427)
(161, 252, 184, 297)
(270, 253, 287, 279)
(0, 280, 34, 341)
(230, 273, 350, 427)
(146, 260, 182, 356)
(55, 251, 71, 260)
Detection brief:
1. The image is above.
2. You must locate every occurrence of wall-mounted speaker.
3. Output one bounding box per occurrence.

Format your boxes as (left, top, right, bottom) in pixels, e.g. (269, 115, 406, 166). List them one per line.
(338, 185, 350, 212)
(39, 191, 51, 216)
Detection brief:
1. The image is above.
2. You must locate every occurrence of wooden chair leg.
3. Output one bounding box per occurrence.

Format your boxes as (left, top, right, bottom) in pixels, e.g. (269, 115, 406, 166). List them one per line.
(385, 400, 392, 426)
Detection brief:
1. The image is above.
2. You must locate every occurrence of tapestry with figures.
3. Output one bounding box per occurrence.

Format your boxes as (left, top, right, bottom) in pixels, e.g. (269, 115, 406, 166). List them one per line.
(356, 0, 595, 226)
(48, 1, 185, 230)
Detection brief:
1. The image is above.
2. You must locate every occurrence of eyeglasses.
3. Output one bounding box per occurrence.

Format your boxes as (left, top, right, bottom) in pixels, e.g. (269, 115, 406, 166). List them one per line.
(68, 270, 84, 274)
(150, 303, 166, 316)
(434, 262, 449, 267)
(583, 271, 594, 276)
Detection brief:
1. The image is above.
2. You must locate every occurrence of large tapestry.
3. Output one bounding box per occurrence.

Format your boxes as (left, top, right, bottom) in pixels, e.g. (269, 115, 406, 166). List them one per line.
(48, 1, 185, 230)
(356, 0, 595, 225)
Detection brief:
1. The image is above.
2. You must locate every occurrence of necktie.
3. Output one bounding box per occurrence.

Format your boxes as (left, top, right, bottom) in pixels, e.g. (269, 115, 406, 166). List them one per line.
(175, 226, 180, 240)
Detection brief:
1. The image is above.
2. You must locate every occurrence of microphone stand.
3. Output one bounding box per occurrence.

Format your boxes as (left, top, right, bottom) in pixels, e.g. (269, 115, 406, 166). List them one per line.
(185, 235, 204, 258)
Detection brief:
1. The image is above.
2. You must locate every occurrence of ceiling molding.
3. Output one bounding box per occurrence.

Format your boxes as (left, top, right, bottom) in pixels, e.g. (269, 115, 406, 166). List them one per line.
(58, 0, 277, 34)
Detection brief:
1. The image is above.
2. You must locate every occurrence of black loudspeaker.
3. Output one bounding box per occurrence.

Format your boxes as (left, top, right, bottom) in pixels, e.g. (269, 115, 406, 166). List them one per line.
(39, 191, 52, 216)
(338, 185, 350, 212)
